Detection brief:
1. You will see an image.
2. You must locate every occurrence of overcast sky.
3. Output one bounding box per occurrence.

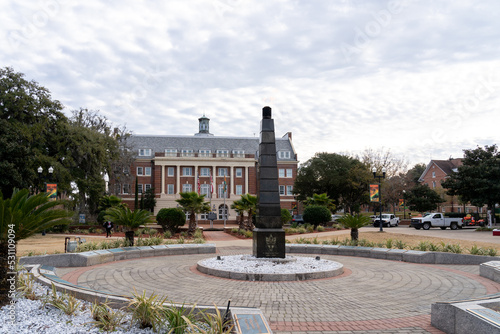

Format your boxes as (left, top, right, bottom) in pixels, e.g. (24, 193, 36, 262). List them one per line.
(2, 0, 499, 168)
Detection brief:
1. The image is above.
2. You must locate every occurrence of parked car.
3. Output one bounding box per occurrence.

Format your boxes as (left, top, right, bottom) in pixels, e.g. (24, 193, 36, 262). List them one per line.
(291, 214, 305, 225)
(410, 213, 463, 230)
(331, 214, 343, 222)
(373, 214, 400, 227)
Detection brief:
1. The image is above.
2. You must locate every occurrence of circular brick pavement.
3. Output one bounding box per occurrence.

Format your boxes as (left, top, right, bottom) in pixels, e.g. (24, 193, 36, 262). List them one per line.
(60, 245, 500, 333)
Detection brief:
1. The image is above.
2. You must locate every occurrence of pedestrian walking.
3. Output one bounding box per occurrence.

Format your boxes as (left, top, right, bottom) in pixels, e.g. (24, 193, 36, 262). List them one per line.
(103, 221, 113, 238)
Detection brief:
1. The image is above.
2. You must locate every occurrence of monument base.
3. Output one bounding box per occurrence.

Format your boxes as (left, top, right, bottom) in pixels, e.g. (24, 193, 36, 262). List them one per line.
(253, 228, 285, 258)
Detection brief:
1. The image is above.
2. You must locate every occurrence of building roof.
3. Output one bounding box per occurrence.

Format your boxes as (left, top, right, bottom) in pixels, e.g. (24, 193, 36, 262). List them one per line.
(128, 134, 297, 161)
(419, 158, 463, 182)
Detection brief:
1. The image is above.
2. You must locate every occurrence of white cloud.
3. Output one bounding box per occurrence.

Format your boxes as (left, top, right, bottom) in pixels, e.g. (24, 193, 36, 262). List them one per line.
(1, 0, 499, 168)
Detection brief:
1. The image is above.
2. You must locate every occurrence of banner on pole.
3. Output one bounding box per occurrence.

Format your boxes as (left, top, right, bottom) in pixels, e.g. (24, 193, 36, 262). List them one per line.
(46, 183, 57, 200)
(369, 184, 379, 202)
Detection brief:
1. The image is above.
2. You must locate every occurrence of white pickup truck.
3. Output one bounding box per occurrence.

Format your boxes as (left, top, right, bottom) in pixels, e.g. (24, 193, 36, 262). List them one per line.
(410, 213, 463, 230)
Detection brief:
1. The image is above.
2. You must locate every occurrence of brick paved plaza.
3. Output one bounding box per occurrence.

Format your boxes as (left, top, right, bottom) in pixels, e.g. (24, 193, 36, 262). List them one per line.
(56, 232, 500, 334)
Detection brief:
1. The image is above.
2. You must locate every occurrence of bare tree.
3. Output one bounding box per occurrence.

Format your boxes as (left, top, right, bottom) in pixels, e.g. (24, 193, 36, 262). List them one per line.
(358, 147, 409, 178)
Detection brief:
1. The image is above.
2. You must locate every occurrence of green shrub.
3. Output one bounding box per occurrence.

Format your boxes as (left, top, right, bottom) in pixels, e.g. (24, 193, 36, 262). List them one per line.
(281, 208, 292, 224)
(244, 230, 253, 238)
(193, 238, 205, 244)
(90, 301, 125, 332)
(487, 248, 498, 256)
(476, 227, 493, 231)
(127, 289, 167, 331)
(297, 227, 306, 234)
(385, 239, 393, 249)
(163, 230, 172, 239)
(177, 237, 185, 244)
(317, 225, 325, 232)
(306, 225, 314, 233)
(163, 303, 198, 334)
(156, 208, 186, 233)
(415, 241, 430, 251)
(44, 284, 80, 316)
(193, 228, 203, 239)
(469, 244, 485, 255)
(394, 240, 406, 249)
(303, 205, 331, 227)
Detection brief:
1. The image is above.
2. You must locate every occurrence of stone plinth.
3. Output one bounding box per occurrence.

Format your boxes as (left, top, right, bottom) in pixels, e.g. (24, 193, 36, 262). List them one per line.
(253, 228, 286, 258)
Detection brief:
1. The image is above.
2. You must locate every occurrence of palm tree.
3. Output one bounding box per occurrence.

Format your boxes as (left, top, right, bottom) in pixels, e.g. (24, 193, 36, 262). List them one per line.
(104, 206, 153, 245)
(176, 192, 210, 235)
(0, 189, 73, 307)
(240, 194, 257, 230)
(230, 199, 246, 230)
(337, 214, 372, 242)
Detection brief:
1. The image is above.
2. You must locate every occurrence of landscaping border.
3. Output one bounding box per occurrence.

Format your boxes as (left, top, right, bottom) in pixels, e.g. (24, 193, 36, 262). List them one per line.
(286, 244, 499, 265)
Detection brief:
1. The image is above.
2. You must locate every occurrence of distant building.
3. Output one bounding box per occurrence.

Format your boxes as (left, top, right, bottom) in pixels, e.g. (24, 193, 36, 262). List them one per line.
(110, 115, 298, 223)
(419, 158, 485, 214)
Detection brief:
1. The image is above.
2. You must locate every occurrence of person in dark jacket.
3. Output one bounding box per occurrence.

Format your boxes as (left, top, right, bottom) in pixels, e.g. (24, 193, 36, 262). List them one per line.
(103, 221, 113, 238)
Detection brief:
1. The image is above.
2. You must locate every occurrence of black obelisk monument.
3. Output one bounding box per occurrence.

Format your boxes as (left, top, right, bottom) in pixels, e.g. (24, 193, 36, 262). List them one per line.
(253, 106, 286, 258)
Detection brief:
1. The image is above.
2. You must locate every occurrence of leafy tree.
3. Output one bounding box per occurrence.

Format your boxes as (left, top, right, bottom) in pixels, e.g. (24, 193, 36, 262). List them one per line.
(66, 109, 120, 217)
(176, 192, 210, 235)
(293, 153, 372, 214)
(97, 195, 124, 223)
(156, 208, 185, 233)
(280, 208, 292, 224)
(337, 214, 372, 241)
(108, 126, 135, 196)
(405, 184, 444, 213)
(405, 163, 427, 186)
(303, 205, 331, 227)
(305, 193, 336, 213)
(442, 145, 500, 223)
(142, 188, 157, 213)
(0, 189, 73, 307)
(0, 67, 68, 198)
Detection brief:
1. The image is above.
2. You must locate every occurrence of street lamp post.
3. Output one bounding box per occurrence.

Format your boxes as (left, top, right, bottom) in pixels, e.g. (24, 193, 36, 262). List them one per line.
(37, 166, 54, 236)
(402, 190, 406, 220)
(372, 167, 386, 232)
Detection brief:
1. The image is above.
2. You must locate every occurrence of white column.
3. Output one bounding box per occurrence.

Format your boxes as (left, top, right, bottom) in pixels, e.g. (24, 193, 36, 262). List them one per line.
(195, 167, 199, 194)
(230, 166, 235, 195)
(245, 166, 249, 194)
(161, 165, 165, 194)
(176, 165, 181, 194)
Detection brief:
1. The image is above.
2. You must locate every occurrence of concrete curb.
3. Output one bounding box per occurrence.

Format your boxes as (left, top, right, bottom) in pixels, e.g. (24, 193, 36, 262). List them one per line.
(28, 263, 271, 334)
(19, 243, 216, 267)
(286, 244, 500, 265)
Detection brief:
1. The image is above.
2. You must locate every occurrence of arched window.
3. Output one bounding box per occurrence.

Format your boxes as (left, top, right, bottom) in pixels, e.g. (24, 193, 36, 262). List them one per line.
(218, 204, 228, 220)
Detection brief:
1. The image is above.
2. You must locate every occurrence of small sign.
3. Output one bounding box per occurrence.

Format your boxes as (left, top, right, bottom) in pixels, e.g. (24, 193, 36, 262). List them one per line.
(79, 214, 85, 224)
(207, 212, 217, 220)
(467, 308, 500, 326)
(234, 313, 271, 334)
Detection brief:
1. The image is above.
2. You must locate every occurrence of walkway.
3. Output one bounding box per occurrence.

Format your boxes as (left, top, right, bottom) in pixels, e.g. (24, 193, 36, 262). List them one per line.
(56, 231, 500, 334)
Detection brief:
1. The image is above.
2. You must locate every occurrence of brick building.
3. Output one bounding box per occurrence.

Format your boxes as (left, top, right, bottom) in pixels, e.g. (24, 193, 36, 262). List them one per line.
(111, 115, 298, 223)
(418, 158, 484, 213)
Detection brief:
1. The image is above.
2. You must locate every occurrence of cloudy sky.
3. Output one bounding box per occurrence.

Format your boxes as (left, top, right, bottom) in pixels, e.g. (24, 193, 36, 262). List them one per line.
(2, 0, 499, 167)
